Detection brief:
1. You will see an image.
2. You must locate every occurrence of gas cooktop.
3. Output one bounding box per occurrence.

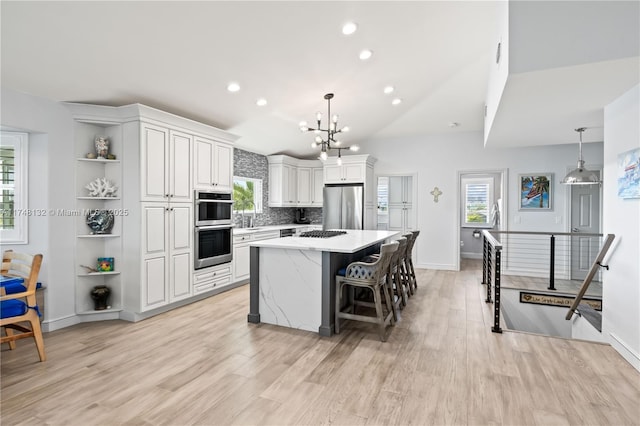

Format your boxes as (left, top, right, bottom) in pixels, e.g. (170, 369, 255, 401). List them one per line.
(299, 230, 347, 238)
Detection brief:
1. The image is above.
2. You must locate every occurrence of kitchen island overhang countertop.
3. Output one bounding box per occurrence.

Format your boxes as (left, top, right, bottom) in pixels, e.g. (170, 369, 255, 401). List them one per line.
(247, 230, 401, 336)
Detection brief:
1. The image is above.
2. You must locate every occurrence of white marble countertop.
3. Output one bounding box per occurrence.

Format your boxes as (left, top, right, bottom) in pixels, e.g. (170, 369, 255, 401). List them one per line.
(249, 230, 401, 253)
(234, 223, 321, 236)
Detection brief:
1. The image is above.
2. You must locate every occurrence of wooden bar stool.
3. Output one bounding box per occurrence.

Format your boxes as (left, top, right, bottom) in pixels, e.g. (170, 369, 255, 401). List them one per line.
(335, 241, 398, 341)
(389, 237, 408, 314)
(406, 230, 420, 292)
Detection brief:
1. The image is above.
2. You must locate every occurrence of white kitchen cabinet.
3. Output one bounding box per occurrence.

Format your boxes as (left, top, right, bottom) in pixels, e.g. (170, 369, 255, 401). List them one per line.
(141, 202, 193, 310)
(67, 102, 239, 322)
(140, 125, 192, 202)
(232, 233, 252, 283)
(297, 167, 312, 205)
(232, 229, 282, 284)
(268, 159, 298, 206)
(193, 262, 232, 294)
(312, 167, 324, 206)
(268, 155, 323, 207)
(324, 162, 365, 184)
(194, 136, 233, 192)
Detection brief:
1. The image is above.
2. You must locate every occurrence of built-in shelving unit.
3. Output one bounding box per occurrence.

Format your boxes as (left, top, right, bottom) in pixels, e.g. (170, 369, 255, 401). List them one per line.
(73, 119, 124, 316)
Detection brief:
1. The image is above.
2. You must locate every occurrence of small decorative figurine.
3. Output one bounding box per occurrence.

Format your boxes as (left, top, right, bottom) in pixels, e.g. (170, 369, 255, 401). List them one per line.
(95, 136, 110, 159)
(97, 257, 114, 272)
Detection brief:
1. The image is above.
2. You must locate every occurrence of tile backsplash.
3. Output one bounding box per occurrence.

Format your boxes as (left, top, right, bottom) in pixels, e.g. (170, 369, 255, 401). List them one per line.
(233, 148, 322, 227)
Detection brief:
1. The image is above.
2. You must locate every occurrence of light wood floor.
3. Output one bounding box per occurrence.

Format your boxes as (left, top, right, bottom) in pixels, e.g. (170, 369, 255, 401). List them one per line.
(2, 262, 639, 425)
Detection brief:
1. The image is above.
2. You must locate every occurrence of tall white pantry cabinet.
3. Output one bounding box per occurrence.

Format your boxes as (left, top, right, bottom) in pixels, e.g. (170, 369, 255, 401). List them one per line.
(65, 103, 238, 322)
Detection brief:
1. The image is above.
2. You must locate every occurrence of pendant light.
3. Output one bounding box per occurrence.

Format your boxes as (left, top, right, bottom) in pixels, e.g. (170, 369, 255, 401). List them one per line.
(561, 127, 601, 185)
(299, 93, 359, 161)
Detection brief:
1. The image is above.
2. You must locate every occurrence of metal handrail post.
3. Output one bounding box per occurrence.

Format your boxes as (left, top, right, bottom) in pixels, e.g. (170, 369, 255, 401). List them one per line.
(486, 246, 492, 303)
(482, 237, 488, 285)
(492, 248, 503, 333)
(548, 235, 556, 290)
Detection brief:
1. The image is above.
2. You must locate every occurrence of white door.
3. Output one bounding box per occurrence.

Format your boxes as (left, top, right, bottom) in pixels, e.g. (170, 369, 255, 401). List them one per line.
(570, 181, 601, 280)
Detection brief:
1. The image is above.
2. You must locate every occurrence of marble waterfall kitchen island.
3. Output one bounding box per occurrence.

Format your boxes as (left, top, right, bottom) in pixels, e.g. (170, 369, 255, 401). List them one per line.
(247, 230, 400, 336)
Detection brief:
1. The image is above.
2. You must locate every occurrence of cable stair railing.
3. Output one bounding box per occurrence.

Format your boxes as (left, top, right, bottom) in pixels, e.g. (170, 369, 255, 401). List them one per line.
(481, 229, 616, 335)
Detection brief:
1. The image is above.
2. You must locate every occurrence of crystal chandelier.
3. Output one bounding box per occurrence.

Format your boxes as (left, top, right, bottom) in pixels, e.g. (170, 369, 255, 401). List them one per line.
(299, 93, 359, 164)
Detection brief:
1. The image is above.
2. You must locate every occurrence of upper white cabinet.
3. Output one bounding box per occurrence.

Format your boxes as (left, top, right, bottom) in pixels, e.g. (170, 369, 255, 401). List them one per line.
(268, 155, 322, 207)
(324, 162, 365, 184)
(194, 136, 233, 192)
(140, 126, 192, 202)
(312, 167, 324, 206)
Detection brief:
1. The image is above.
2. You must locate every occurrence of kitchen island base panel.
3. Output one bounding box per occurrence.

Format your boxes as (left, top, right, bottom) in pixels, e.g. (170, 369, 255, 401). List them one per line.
(248, 230, 400, 336)
(257, 248, 322, 332)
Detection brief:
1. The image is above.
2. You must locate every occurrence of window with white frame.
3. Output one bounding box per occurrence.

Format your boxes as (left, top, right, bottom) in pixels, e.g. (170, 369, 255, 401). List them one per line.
(233, 176, 263, 214)
(463, 177, 493, 228)
(0, 131, 29, 243)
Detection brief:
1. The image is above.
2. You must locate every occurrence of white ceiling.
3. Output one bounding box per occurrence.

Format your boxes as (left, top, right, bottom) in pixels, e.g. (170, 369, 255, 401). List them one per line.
(2, 1, 638, 157)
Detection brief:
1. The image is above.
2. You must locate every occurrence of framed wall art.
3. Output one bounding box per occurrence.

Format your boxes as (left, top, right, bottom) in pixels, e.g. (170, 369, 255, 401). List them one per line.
(519, 173, 552, 210)
(617, 147, 640, 199)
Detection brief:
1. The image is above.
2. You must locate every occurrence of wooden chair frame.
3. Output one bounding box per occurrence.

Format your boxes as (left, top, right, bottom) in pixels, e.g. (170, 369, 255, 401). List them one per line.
(335, 241, 398, 341)
(1, 250, 45, 361)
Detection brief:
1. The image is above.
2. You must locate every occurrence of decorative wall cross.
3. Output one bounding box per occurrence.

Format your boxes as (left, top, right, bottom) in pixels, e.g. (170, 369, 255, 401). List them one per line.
(430, 186, 442, 202)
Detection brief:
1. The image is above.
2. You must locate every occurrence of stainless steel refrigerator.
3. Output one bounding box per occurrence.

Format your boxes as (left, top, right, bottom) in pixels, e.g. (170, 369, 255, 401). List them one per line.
(323, 184, 364, 230)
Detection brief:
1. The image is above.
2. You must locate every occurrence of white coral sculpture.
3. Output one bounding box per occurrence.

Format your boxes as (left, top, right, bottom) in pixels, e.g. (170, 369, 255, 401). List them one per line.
(86, 177, 118, 198)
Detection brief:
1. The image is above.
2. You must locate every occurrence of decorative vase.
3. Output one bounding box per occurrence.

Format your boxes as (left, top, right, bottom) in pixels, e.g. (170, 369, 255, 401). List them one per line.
(86, 209, 115, 234)
(95, 136, 110, 159)
(90, 285, 111, 310)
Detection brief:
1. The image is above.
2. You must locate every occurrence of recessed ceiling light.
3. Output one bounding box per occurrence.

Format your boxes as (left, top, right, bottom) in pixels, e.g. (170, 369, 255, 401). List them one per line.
(391, 98, 402, 106)
(227, 82, 240, 92)
(359, 49, 373, 60)
(256, 98, 267, 106)
(448, 122, 460, 128)
(342, 22, 358, 35)
(383, 86, 394, 94)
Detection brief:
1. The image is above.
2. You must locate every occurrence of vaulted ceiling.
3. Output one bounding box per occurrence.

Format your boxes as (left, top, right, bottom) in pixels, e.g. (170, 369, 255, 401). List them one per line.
(2, 1, 638, 157)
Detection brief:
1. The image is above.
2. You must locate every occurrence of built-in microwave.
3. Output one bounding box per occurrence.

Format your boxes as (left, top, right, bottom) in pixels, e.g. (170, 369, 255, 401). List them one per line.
(194, 225, 233, 269)
(195, 190, 233, 226)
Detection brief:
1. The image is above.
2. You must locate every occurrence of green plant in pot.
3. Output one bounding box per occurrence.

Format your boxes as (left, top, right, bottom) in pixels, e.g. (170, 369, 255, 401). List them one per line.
(234, 181, 255, 227)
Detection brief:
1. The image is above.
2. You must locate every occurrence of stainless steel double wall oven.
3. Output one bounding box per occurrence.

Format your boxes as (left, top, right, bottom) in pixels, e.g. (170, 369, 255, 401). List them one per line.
(194, 190, 233, 269)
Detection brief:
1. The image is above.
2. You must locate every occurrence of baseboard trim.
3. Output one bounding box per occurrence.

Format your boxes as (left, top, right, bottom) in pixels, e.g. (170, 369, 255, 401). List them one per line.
(609, 332, 640, 372)
(461, 252, 482, 259)
(121, 281, 249, 322)
(42, 314, 81, 332)
(416, 262, 457, 271)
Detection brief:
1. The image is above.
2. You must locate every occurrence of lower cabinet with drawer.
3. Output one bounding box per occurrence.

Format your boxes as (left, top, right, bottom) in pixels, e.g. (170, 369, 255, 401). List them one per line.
(232, 230, 281, 283)
(193, 262, 232, 294)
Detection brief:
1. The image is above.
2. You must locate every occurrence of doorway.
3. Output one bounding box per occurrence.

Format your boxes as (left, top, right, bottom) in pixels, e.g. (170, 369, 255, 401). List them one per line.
(569, 173, 601, 281)
(456, 169, 507, 270)
(376, 174, 416, 234)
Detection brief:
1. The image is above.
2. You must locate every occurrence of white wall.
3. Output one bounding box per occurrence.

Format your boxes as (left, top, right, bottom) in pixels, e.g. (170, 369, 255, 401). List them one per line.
(602, 84, 640, 371)
(366, 131, 603, 271)
(1, 87, 78, 331)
